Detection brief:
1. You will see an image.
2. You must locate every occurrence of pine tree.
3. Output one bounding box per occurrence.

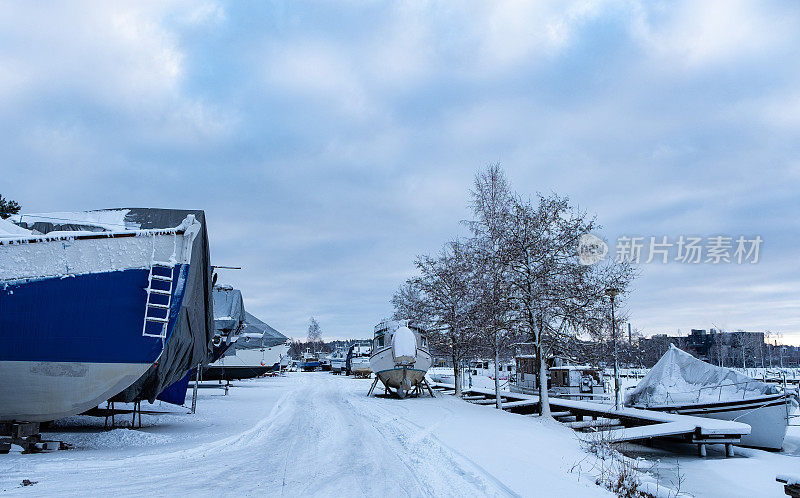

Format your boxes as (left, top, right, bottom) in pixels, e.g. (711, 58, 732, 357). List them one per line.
(0, 195, 21, 219)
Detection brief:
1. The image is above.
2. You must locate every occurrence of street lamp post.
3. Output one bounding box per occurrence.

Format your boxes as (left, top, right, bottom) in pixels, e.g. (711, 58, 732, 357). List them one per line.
(605, 287, 621, 410)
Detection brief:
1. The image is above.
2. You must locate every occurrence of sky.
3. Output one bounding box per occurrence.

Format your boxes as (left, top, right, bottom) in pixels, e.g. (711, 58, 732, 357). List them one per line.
(1, 0, 799, 344)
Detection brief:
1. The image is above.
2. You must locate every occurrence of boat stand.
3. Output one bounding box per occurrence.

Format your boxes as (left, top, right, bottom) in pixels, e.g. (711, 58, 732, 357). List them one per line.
(419, 378, 436, 397)
(366, 377, 436, 398)
(0, 422, 70, 454)
(102, 400, 143, 429)
(367, 376, 380, 397)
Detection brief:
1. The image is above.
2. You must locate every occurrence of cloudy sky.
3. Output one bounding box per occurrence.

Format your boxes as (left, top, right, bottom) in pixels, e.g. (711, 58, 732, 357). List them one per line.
(2, 1, 799, 343)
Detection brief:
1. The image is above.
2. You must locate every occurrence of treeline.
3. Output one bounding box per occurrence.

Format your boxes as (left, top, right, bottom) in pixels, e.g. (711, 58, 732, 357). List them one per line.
(392, 165, 635, 414)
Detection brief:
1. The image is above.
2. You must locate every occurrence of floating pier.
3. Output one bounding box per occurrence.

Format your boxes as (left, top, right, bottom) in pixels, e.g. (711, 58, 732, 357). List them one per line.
(431, 383, 751, 457)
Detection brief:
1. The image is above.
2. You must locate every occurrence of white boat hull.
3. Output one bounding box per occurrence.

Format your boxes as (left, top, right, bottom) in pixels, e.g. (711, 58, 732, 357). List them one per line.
(0, 361, 150, 422)
(641, 394, 797, 450)
(351, 357, 371, 374)
(370, 347, 432, 391)
(213, 343, 290, 371)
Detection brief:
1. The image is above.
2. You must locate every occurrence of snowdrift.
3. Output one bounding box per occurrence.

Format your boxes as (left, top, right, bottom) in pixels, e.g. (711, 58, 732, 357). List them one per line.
(626, 344, 778, 407)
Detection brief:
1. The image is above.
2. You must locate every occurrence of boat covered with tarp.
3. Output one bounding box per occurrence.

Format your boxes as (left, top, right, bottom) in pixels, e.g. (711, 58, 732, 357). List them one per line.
(626, 344, 798, 449)
(1, 208, 213, 420)
(206, 285, 246, 364)
(202, 311, 289, 381)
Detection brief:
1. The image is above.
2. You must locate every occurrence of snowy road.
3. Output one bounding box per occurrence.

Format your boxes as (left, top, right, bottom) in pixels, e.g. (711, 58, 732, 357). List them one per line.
(0, 373, 607, 497)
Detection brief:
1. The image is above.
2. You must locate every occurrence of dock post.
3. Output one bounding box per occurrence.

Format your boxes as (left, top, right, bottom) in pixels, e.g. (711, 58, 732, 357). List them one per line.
(698, 444, 706, 457)
(725, 443, 734, 457)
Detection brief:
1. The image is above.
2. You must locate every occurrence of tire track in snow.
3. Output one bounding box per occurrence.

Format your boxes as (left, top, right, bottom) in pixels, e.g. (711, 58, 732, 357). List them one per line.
(345, 381, 520, 497)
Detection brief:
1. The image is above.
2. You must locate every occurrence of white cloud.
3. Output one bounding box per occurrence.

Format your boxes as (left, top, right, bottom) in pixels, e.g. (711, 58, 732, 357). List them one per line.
(630, 0, 800, 69)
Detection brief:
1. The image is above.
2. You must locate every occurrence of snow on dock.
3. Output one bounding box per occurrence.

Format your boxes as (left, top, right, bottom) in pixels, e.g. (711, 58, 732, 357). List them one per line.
(431, 383, 751, 455)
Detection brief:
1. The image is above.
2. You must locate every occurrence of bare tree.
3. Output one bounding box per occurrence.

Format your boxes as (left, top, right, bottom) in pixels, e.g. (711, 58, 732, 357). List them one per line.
(393, 240, 480, 396)
(503, 193, 634, 416)
(467, 164, 517, 408)
(307, 317, 322, 347)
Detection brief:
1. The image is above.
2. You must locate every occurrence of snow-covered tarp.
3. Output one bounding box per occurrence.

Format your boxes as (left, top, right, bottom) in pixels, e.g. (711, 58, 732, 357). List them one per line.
(232, 312, 287, 351)
(213, 286, 246, 333)
(626, 344, 778, 407)
(392, 325, 417, 363)
(10, 209, 137, 233)
(8, 208, 215, 403)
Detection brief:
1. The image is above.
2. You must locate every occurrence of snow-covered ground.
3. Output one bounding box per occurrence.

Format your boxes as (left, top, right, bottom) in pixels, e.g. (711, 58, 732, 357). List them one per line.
(1, 372, 609, 497)
(1, 372, 797, 497)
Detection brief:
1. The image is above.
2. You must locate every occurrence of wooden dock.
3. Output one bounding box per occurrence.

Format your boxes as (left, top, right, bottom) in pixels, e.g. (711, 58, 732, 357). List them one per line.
(430, 383, 751, 457)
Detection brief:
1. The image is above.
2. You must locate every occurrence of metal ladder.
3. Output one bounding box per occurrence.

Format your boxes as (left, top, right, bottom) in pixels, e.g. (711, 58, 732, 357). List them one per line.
(142, 261, 175, 338)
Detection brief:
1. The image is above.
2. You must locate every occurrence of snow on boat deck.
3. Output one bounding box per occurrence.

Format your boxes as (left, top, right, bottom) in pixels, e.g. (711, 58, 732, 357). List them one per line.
(0, 372, 609, 497)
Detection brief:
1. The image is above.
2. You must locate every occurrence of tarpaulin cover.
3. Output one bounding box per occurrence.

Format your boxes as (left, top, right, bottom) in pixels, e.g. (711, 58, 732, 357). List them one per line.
(213, 286, 246, 333)
(625, 344, 777, 407)
(111, 208, 214, 402)
(392, 326, 417, 364)
(7, 208, 214, 404)
(233, 311, 287, 351)
(156, 370, 192, 406)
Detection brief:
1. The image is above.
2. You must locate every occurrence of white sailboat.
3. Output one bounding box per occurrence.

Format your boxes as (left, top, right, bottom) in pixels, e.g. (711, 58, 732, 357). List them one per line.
(369, 320, 432, 398)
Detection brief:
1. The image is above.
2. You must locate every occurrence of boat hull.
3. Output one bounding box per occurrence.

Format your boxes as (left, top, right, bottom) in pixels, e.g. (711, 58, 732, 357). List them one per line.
(640, 394, 797, 450)
(204, 343, 290, 380)
(0, 361, 150, 422)
(351, 357, 372, 375)
(370, 347, 432, 391)
(0, 225, 195, 422)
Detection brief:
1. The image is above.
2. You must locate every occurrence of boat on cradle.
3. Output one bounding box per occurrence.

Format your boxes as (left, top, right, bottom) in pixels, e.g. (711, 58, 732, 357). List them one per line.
(299, 349, 320, 371)
(0, 211, 201, 422)
(626, 345, 799, 450)
(202, 312, 289, 381)
(330, 348, 347, 374)
(369, 320, 432, 398)
(348, 342, 372, 377)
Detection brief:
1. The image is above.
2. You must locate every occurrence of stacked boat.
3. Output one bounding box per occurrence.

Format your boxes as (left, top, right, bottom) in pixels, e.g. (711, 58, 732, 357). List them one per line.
(0, 208, 213, 421)
(626, 345, 799, 450)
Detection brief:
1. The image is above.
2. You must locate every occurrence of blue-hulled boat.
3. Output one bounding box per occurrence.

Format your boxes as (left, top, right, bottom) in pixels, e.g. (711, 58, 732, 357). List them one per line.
(0, 211, 201, 422)
(299, 348, 320, 371)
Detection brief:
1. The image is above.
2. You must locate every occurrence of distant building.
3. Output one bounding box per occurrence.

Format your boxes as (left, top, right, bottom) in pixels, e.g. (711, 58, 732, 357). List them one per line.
(640, 329, 768, 368)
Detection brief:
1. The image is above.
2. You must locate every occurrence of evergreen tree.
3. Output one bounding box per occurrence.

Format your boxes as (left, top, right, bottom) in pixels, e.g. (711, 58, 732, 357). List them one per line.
(0, 195, 21, 219)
